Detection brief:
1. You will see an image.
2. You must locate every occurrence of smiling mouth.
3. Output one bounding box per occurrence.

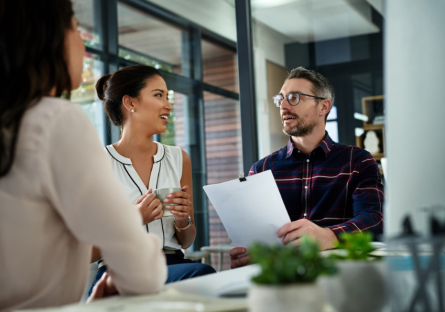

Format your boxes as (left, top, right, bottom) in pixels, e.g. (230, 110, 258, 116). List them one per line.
(160, 115, 169, 120)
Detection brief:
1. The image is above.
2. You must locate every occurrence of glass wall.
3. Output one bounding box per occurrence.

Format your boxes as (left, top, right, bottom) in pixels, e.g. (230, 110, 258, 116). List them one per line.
(204, 92, 242, 270)
(72, 0, 102, 48)
(70, 54, 106, 144)
(202, 39, 239, 93)
(117, 2, 184, 74)
(160, 90, 184, 147)
(71, 0, 241, 268)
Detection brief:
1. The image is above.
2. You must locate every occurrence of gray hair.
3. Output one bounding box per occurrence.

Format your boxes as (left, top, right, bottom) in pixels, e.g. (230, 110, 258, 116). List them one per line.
(285, 67, 335, 122)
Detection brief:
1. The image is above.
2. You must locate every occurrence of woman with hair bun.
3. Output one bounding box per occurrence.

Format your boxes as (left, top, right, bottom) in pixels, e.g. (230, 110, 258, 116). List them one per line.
(88, 65, 215, 295)
(0, 1, 167, 311)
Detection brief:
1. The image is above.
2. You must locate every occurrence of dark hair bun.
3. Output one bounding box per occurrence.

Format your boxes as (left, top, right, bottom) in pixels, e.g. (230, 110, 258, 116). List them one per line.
(95, 74, 112, 101)
(96, 65, 162, 127)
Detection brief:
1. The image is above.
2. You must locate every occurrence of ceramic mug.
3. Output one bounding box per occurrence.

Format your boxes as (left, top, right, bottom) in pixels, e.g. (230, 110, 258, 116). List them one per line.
(153, 187, 182, 217)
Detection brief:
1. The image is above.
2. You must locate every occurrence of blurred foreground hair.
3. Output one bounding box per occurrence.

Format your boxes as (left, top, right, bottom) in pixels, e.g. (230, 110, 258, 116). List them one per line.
(0, 0, 74, 177)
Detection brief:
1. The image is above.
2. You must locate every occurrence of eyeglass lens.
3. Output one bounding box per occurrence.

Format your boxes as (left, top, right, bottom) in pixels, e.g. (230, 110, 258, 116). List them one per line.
(273, 93, 300, 107)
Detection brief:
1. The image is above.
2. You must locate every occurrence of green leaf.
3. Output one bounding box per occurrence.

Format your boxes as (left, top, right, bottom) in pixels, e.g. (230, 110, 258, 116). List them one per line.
(249, 235, 338, 285)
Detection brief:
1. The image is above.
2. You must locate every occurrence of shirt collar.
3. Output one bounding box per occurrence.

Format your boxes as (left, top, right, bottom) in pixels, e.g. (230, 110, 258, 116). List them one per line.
(106, 141, 165, 165)
(153, 141, 165, 163)
(285, 131, 334, 159)
(106, 145, 132, 165)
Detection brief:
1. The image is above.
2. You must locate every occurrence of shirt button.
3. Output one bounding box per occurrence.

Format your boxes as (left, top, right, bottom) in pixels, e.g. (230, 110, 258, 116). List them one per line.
(305, 186, 308, 189)
(306, 159, 310, 162)
(304, 213, 307, 217)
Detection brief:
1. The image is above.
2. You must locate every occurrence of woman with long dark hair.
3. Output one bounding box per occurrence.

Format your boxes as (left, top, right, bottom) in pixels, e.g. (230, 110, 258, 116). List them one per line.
(88, 65, 215, 294)
(0, 1, 166, 310)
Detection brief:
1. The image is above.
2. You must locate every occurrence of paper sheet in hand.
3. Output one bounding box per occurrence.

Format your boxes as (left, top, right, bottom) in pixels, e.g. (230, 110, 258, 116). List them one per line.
(203, 170, 290, 247)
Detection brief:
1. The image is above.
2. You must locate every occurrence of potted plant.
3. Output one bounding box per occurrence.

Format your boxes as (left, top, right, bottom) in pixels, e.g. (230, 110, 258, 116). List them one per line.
(320, 232, 387, 312)
(247, 235, 337, 312)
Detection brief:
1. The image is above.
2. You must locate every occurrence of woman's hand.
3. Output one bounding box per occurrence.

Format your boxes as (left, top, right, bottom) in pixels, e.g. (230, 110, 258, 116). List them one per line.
(135, 188, 163, 225)
(163, 186, 193, 224)
(87, 273, 118, 303)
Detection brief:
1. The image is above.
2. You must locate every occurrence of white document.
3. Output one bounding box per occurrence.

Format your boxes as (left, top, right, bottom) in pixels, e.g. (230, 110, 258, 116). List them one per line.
(203, 170, 290, 247)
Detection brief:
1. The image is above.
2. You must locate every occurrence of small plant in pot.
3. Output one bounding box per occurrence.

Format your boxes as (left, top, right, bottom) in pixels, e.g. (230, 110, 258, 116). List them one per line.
(320, 232, 387, 312)
(248, 235, 337, 312)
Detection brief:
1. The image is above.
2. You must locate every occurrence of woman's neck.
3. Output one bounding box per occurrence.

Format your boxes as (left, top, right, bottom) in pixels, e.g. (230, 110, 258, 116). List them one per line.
(113, 127, 157, 159)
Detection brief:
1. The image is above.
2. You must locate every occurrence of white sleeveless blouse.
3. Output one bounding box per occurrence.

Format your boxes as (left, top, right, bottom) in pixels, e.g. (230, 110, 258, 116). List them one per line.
(105, 142, 183, 250)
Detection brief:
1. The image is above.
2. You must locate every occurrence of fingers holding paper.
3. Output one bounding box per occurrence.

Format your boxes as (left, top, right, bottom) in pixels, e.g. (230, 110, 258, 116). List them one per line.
(230, 247, 250, 269)
(277, 219, 338, 251)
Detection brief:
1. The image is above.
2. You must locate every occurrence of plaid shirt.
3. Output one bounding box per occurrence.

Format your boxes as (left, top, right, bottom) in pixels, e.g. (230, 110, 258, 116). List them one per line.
(249, 132, 384, 238)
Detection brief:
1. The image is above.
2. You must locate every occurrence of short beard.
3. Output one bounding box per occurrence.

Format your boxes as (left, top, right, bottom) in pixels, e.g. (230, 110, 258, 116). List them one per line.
(282, 114, 317, 137)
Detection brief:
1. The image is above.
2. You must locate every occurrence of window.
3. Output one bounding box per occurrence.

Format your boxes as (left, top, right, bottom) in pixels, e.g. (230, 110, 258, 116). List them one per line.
(326, 106, 338, 142)
(70, 0, 242, 266)
(204, 92, 242, 270)
(70, 53, 106, 144)
(202, 39, 239, 93)
(118, 2, 186, 75)
(72, 0, 102, 49)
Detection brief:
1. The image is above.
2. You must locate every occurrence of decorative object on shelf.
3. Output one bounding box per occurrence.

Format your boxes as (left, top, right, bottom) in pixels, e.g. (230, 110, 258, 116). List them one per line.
(356, 95, 385, 161)
(247, 235, 337, 312)
(373, 115, 385, 124)
(364, 130, 381, 154)
(320, 232, 387, 312)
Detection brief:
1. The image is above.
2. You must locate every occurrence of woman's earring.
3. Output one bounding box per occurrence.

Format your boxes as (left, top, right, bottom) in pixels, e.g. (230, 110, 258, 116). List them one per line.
(131, 108, 134, 113)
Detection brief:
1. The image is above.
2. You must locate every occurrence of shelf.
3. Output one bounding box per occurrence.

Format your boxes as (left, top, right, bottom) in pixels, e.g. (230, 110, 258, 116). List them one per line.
(362, 95, 384, 102)
(363, 124, 384, 131)
(371, 153, 384, 161)
(362, 95, 384, 127)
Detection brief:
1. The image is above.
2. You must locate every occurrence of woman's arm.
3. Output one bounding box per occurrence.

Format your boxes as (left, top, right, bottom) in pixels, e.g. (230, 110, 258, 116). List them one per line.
(90, 191, 163, 264)
(164, 150, 196, 249)
(42, 104, 167, 295)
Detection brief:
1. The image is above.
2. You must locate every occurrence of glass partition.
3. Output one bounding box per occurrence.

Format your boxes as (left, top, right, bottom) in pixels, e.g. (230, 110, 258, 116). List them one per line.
(71, 53, 106, 144)
(204, 92, 242, 270)
(118, 2, 186, 75)
(72, 0, 102, 49)
(160, 90, 184, 148)
(202, 39, 239, 93)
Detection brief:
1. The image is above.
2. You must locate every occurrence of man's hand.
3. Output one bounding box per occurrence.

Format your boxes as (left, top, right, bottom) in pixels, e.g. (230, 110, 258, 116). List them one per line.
(229, 247, 250, 269)
(87, 273, 118, 303)
(135, 188, 163, 225)
(277, 219, 338, 250)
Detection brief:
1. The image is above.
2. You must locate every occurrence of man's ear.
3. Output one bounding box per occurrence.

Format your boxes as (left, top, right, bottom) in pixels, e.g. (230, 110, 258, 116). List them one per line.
(122, 95, 135, 113)
(319, 99, 332, 118)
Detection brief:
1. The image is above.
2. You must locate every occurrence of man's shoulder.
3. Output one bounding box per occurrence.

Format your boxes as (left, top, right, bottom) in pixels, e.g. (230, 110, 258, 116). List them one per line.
(250, 146, 288, 174)
(330, 141, 377, 164)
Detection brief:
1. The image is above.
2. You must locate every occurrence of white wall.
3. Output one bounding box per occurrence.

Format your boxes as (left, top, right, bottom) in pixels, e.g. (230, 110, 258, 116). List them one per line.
(385, 0, 445, 236)
(252, 20, 292, 158)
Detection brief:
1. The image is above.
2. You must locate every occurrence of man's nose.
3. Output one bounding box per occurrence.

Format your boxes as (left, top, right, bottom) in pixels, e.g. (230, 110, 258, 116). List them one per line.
(280, 97, 292, 110)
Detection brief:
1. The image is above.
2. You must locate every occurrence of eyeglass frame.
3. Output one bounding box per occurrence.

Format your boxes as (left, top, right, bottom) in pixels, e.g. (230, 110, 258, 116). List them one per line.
(272, 91, 326, 108)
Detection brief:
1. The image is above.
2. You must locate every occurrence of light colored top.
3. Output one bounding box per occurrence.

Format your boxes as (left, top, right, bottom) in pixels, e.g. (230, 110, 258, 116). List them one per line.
(105, 143, 183, 250)
(0, 97, 167, 312)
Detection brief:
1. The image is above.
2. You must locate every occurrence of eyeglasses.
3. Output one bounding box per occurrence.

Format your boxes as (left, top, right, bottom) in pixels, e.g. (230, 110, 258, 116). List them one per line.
(272, 92, 326, 108)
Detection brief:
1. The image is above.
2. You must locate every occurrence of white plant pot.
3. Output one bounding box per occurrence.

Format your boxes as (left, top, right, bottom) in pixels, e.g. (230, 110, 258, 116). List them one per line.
(248, 282, 325, 312)
(319, 260, 387, 312)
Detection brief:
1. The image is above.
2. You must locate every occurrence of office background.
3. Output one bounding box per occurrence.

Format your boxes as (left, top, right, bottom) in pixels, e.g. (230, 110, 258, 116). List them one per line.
(71, 0, 385, 270)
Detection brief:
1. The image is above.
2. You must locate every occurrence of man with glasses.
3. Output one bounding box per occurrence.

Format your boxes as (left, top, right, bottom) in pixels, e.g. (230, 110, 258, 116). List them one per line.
(230, 67, 384, 269)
